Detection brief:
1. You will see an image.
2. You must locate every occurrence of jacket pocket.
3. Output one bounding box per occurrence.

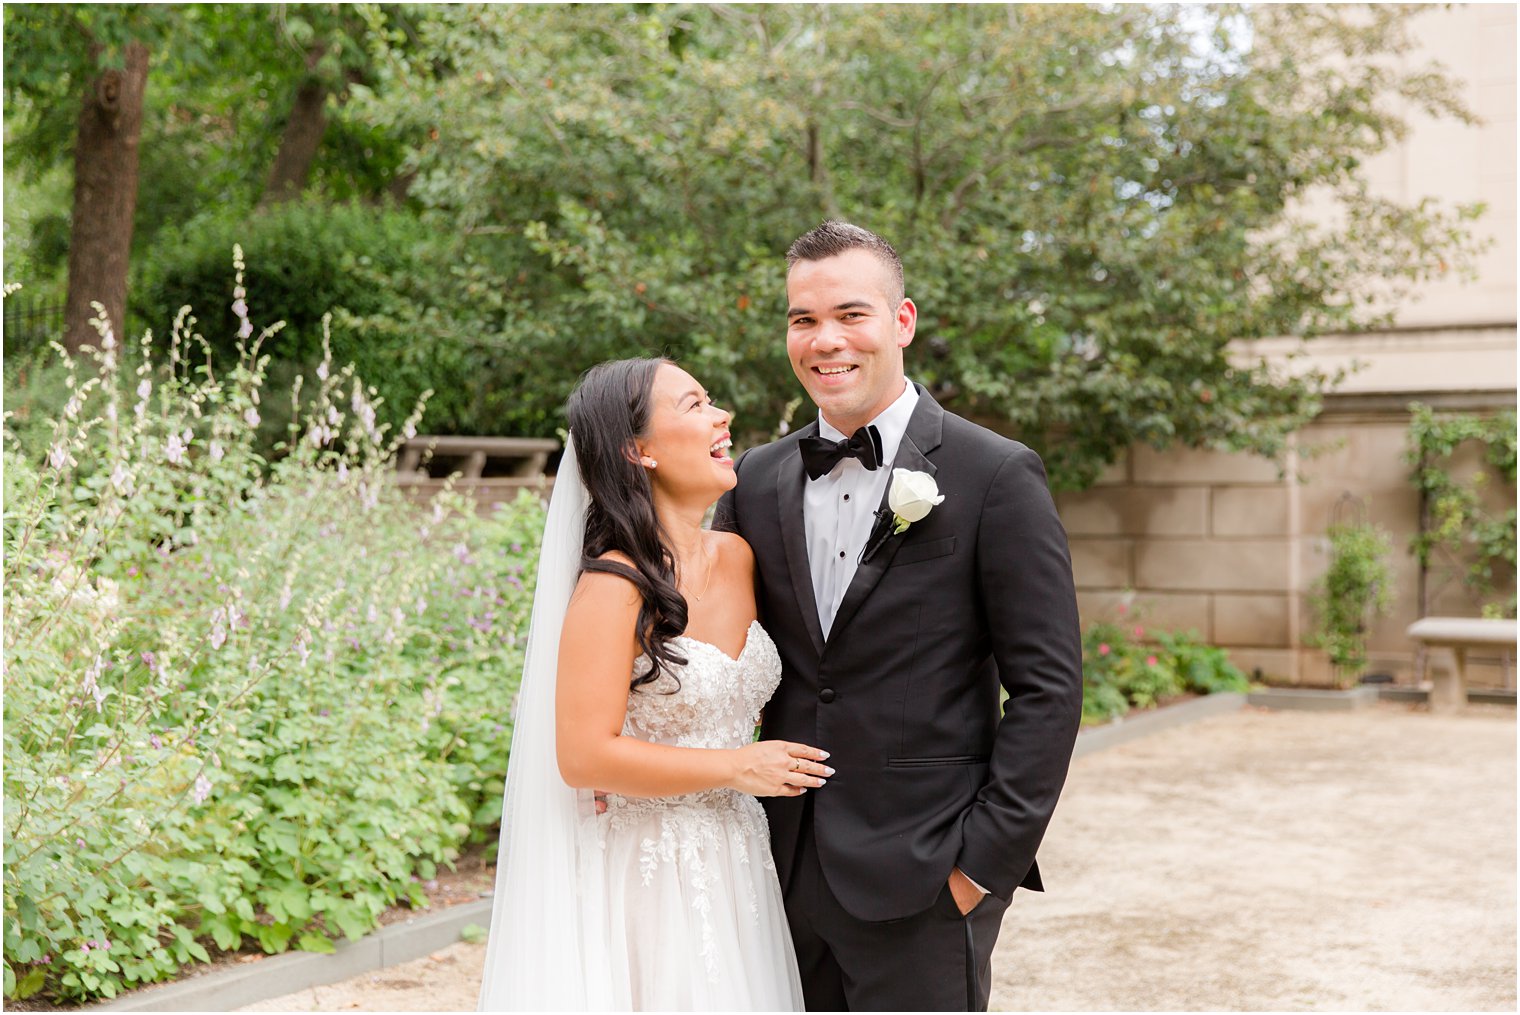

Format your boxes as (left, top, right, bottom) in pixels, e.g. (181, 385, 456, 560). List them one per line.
(889, 535, 957, 568)
(885, 754, 990, 768)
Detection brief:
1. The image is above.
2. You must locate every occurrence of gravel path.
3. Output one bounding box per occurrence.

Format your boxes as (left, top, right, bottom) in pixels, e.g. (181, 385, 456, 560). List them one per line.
(240, 703, 1516, 1012)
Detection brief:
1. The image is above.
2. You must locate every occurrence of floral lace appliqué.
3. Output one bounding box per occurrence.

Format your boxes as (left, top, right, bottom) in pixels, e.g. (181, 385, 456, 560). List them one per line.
(598, 620, 782, 972)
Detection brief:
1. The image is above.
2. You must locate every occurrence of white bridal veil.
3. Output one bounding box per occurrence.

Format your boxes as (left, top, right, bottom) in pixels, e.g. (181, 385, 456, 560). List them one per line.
(478, 436, 614, 1011)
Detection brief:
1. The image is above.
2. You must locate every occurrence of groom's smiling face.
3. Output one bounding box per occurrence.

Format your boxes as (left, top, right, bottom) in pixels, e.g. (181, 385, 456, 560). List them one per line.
(785, 248, 917, 435)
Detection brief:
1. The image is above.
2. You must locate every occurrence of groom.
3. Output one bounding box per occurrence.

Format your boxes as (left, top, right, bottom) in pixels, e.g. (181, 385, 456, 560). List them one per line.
(715, 221, 1083, 1011)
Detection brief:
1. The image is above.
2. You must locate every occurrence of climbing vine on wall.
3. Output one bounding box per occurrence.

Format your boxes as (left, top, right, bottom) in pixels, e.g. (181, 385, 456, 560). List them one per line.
(1405, 404, 1518, 618)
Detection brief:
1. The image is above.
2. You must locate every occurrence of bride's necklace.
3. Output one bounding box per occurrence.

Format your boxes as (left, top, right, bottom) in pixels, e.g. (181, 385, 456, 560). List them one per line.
(681, 540, 715, 602)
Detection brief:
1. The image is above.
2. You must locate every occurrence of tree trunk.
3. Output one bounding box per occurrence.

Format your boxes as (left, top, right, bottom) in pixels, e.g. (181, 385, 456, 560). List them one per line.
(260, 45, 330, 208)
(63, 41, 149, 355)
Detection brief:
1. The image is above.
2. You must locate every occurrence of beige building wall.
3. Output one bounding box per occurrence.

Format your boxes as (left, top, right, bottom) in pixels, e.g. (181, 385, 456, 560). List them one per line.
(1059, 4, 1517, 689)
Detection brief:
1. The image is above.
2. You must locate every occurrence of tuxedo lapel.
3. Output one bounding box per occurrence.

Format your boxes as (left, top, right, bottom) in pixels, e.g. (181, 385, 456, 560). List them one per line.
(777, 427, 826, 657)
(828, 387, 946, 641)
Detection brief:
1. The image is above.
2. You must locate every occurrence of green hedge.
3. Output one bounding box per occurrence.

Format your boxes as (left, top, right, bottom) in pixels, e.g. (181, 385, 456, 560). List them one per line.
(3, 275, 543, 1003)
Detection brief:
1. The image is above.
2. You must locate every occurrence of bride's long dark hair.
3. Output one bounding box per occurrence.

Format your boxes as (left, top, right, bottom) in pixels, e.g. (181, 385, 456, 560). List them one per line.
(566, 357, 690, 690)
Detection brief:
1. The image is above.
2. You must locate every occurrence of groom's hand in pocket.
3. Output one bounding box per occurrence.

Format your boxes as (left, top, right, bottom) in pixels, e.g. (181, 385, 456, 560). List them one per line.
(948, 867, 986, 916)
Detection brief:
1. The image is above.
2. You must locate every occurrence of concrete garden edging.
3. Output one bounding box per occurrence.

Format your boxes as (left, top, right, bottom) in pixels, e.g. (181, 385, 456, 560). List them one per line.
(1073, 691, 1246, 757)
(82, 691, 1253, 1013)
(1247, 684, 1379, 712)
(83, 900, 493, 1012)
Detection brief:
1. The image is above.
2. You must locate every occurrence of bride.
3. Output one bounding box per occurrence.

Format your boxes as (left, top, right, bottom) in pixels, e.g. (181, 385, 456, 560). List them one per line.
(477, 358, 824, 1011)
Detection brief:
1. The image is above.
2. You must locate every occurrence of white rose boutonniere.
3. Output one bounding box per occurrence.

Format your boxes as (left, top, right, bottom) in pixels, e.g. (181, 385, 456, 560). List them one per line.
(887, 468, 944, 535)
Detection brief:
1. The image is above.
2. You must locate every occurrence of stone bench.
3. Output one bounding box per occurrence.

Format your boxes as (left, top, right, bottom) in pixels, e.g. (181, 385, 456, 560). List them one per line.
(394, 435, 560, 507)
(1405, 617, 1518, 712)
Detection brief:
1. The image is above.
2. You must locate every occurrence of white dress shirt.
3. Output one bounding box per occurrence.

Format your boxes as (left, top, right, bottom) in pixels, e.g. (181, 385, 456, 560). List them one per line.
(802, 380, 920, 638)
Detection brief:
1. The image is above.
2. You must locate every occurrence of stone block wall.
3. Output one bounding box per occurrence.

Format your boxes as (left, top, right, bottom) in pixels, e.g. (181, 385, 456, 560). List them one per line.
(1056, 402, 1516, 688)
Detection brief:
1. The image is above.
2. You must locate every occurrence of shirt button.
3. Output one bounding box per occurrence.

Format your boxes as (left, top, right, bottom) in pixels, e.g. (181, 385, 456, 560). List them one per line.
(818, 688, 836, 703)
(838, 550, 845, 558)
(843, 494, 850, 501)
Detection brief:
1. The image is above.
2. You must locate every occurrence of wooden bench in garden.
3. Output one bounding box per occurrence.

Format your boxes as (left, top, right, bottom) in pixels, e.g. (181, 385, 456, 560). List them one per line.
(394, 435, 559, 507)
(1405, 617, 1518, 712)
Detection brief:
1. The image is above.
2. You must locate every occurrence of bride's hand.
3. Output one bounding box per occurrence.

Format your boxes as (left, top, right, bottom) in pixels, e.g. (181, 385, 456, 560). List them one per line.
(727, 741, 832, 797)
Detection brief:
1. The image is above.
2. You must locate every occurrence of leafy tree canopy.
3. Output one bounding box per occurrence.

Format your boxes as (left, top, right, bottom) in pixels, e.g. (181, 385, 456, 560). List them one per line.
(6, 3, 1488, 489)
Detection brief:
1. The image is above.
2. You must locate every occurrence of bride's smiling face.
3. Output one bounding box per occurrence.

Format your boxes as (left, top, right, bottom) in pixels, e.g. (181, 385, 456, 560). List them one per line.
(636, 364, 735, 501)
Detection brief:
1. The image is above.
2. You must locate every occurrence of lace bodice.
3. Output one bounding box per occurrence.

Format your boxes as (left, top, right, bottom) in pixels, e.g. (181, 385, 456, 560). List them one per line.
(621, 619, 780, 750)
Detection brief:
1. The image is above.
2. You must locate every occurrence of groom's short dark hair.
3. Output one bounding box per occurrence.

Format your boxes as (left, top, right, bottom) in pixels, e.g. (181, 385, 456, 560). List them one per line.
(786, 221, 905, 306)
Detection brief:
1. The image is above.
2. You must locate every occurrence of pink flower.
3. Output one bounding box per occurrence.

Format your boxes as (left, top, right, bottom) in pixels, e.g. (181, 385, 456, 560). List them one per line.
(1133, 625, 1145, 639)
(1146, 655, 1158, 667)
(1116, 602, 1129, 615)
(1098, 643, 1111, 656)
(192, 773, 212, 804)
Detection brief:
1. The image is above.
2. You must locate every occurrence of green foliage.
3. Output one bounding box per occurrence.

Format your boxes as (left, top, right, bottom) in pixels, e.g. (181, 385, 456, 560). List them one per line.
(7, 5, 1488, 490)
(4, 4, 417, 299)
(130, 202, 495, 440)
(2, 267, 542, 1003)
(1405, 403, 1517, 618)
(1308, 522, 1396, 680)
(1081, 607, 1248, 723)
(345, 3, 1482, 489)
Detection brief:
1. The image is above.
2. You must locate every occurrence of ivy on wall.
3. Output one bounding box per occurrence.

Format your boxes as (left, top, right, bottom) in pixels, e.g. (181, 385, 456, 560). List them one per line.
(1405, 404, 1518, 618)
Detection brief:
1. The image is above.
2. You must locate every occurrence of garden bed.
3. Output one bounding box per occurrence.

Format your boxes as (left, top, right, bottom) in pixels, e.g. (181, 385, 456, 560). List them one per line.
(9, 845, 498, 1013)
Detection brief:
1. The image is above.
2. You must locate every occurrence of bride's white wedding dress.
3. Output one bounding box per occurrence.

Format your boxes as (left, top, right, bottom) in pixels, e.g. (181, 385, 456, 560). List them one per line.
(476, 439, 800, 1012)
(591, 619, 804, 1011)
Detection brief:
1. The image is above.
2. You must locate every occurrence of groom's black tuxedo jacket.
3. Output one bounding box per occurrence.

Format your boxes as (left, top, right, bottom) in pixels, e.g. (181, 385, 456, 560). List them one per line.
(714, 385, 1083, 923)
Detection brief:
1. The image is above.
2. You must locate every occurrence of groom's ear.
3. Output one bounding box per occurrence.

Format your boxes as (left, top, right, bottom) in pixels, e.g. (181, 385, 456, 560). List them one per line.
(896, 297, 917, 348)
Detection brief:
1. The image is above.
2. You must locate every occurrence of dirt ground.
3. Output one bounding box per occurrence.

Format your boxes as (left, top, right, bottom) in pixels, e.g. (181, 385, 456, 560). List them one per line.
(239, 702, 1516, 1012)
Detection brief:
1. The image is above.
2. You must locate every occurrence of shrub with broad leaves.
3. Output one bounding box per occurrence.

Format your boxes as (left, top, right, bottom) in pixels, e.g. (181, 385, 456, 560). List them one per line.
(2, 253, 544, 1002)
(1081, 603, 1249, 724)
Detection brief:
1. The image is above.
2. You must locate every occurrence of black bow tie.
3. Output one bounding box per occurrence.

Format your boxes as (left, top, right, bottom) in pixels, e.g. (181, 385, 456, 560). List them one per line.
(799, 425, 884, 481)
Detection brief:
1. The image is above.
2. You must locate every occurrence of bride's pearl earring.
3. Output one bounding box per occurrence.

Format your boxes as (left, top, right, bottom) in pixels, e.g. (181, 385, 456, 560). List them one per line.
(641, 456, 657, 469)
